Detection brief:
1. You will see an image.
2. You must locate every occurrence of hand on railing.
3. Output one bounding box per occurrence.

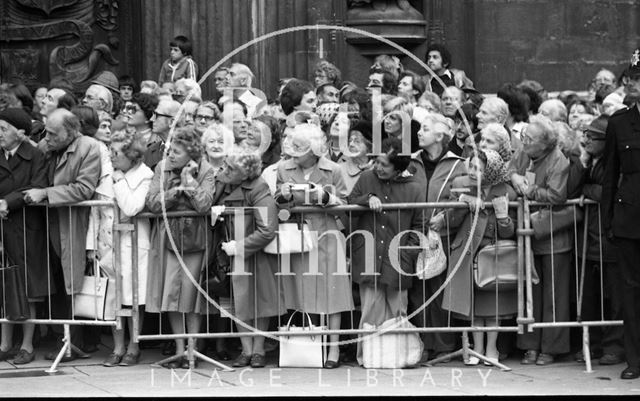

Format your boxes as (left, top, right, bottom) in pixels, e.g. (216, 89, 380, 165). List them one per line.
(23, 188, 47, 204)
(221, 240, 238, 256)
(429, 212, 445, 232)
(459, 194, 484, 213)
(368, 195, 383, 213)
(492, 196, 509, 220)
(0, 199, 8, 219)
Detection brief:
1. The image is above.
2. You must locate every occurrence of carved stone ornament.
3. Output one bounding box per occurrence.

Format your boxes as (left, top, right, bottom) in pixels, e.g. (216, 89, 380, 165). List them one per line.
(95, 0, 119, 31)
(16, 0, 78, 16)
(345, 0, 427, 55)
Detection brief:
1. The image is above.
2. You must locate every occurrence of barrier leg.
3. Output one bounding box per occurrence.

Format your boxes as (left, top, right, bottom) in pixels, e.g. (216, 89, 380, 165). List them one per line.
(582, 326, 593, 373)
(426, 331, 512, 371)
(151, 337, 234, 371)
(45, 324, 88, 373)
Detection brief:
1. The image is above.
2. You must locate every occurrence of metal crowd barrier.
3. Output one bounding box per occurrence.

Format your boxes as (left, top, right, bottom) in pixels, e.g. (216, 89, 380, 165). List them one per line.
(0, 200, 123, 373)
(0, 198, 622, 373)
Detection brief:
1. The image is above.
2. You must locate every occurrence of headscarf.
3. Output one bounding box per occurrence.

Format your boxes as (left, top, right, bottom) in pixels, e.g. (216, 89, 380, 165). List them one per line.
(481, 149, 509, 186)
(495, 130, 513, 163)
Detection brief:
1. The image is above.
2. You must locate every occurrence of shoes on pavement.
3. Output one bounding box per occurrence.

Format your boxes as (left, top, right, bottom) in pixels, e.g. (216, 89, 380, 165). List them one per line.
(250, 353, 266, 368)
(599, 353, 624, 366)
(464, 356, 480, 366)
(0, 348, 17, 361)
(521, 350, 538, 365)
(324, 359, 340, 369)
(232, 353, 252, 368)
(536, 353, 554, 366)
(12, 349, 35, 365)
(103, 352, 124, 367)
(621, 366, 640, 380)
(119, 352, 141, 366)
(45, 349, 77, 363)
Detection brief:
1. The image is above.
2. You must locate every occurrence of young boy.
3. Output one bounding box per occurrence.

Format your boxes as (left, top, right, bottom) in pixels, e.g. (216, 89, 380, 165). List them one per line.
(158, 35, 198, 85)
(118, 74, 137, 101)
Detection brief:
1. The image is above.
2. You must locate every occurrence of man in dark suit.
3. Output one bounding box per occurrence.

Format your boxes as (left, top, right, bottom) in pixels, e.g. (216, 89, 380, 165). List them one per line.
(0, 108, 48, 365)
(602, 47, 640, 380)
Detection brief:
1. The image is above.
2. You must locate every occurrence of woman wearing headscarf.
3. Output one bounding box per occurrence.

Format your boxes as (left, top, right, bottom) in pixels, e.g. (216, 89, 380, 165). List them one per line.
(441, 149, 518, 366)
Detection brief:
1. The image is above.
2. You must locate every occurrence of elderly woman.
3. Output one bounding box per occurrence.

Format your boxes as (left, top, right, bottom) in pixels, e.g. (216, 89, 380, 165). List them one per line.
(313, 60, 342, 88)
(201, 123, 234, 176)
(442, 149, 518, 366)
(567, 99, 595, 130)
(554, 122, 586, 199)
(417, 91, 442, 114)
(213, 151, 285, 368)
(146, 127, 216, 369)
(349, 138, 427, 365)
(275, 123, 353, 368)
(479, 123, 513, 163)
(509, 115, 571, 366)
(338, 120, 374, 195)
(409, 112, 467, 362)
(102, 131, 154, 367)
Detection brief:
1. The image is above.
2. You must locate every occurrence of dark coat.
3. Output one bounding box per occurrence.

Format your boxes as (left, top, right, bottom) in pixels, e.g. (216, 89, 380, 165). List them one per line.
(348, 169, 427, 290)
(441, 176, 518, 318)
(602, 105, 640, 239)
(213, 176, 285, 320)
(580, 157, 617, 262)
(0, 141, 49, 298)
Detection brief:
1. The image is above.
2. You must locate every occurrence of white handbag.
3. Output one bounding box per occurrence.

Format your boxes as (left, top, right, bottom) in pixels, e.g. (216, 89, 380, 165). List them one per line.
(362, 316, 424, 369)
(278, 311, 326, 368)
(415, 229, 447, 280)
(73, 260, 117, 321)
(264, 223, 316, 254)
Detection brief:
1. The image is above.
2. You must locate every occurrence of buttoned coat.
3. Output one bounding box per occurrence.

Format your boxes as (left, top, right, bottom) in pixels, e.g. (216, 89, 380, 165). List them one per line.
(0, 141, 49, 298)
(441, 176, 518, 318)
(41, 135, 101, 295)
(602, 105, 640, 239)
(275, 156, 354, 314)
(348, 169, 427, 291)
(213, 177, 286, 320)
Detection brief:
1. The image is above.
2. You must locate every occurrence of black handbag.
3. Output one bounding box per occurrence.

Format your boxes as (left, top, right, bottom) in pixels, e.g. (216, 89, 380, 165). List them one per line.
(165, 216, 207, 253)
(204, 222, 231, 298)
(0, 257, 29, 321)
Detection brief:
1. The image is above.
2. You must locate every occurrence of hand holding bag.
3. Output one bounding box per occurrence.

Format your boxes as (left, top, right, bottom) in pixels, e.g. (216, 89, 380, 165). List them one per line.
(264, 223, 316, 254)
(361, 316, 424, 369)
(0, 257, 29, 321)
(415, 229, 447, 280)
(278, 310, 326, 368)
(73, 259, 117, 321)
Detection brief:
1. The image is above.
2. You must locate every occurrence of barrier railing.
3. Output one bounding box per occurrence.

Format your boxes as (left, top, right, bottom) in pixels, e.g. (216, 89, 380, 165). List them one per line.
(0, 200, 123, 372)
(0, 197, 623, 373)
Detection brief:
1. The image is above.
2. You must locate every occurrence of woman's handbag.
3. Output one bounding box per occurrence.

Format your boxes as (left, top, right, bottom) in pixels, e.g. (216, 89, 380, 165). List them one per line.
(73, 259, 117, 321)
(165, 216, 207, 254)
(0, 259, 29, 321)
(474, 240, 539, 291)
(204, 223, 231, 298)
(530, 206, 584, 240)
(361, 316, 424, 369)
(278, 310, 327, 368)
(264, 223, 316, 254)
(415, 229, 447, 280)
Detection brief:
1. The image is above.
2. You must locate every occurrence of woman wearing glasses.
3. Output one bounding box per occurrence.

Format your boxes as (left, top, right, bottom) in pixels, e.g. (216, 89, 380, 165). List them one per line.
(120, 93, 159, 145)
(194, 101, 220, 136)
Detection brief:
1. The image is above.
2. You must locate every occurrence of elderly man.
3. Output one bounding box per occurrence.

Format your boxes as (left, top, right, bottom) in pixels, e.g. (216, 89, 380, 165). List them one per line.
(24, 108, 101, 362)
(441, 86, 465, 119)
(223, 63, 266, 118)
(538, 99, 568, 123)
(32, 88, 77, 142)
(602, 47, 640, 380)
(82, 84, 113, 117)
(477, 96, 522, 152)
(0, 108, 48, 365)
(142, 98, 180, 170)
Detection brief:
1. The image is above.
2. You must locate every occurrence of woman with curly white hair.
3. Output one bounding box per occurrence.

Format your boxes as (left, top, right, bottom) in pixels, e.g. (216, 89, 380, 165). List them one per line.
(275, 123, 353, 368)
(214, 151, 285, 368)
(201, 123, 235, 177)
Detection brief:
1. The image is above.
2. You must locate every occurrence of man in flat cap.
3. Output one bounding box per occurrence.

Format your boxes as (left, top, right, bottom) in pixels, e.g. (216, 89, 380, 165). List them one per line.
(0, 108, 48, 365)
(602, 47, 640, 380)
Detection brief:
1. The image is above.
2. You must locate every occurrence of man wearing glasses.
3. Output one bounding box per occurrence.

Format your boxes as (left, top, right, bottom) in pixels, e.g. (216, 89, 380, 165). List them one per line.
(602, 47, 640, 380)
(579, 115, 625, 368)
(145, 98, 181, 170)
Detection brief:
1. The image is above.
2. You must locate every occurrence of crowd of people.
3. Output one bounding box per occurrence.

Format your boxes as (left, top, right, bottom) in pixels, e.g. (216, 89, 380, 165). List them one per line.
(0, 34, 639, 379)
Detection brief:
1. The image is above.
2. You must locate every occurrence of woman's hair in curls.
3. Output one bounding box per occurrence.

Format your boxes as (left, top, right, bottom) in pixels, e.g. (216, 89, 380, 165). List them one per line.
(110, 130, 147, 165)
(381, 137, 410, 172)
(226, 150, 263, 181)
(172, 126, 204, 162)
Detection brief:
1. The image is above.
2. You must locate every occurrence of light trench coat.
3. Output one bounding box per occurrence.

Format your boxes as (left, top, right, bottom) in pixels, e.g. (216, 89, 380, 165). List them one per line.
(112, 162, 154, 305)
(275, 156, 354, 314)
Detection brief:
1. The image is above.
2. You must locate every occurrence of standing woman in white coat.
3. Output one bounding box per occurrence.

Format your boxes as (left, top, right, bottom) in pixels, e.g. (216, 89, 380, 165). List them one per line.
(102, 131, 154, 367)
